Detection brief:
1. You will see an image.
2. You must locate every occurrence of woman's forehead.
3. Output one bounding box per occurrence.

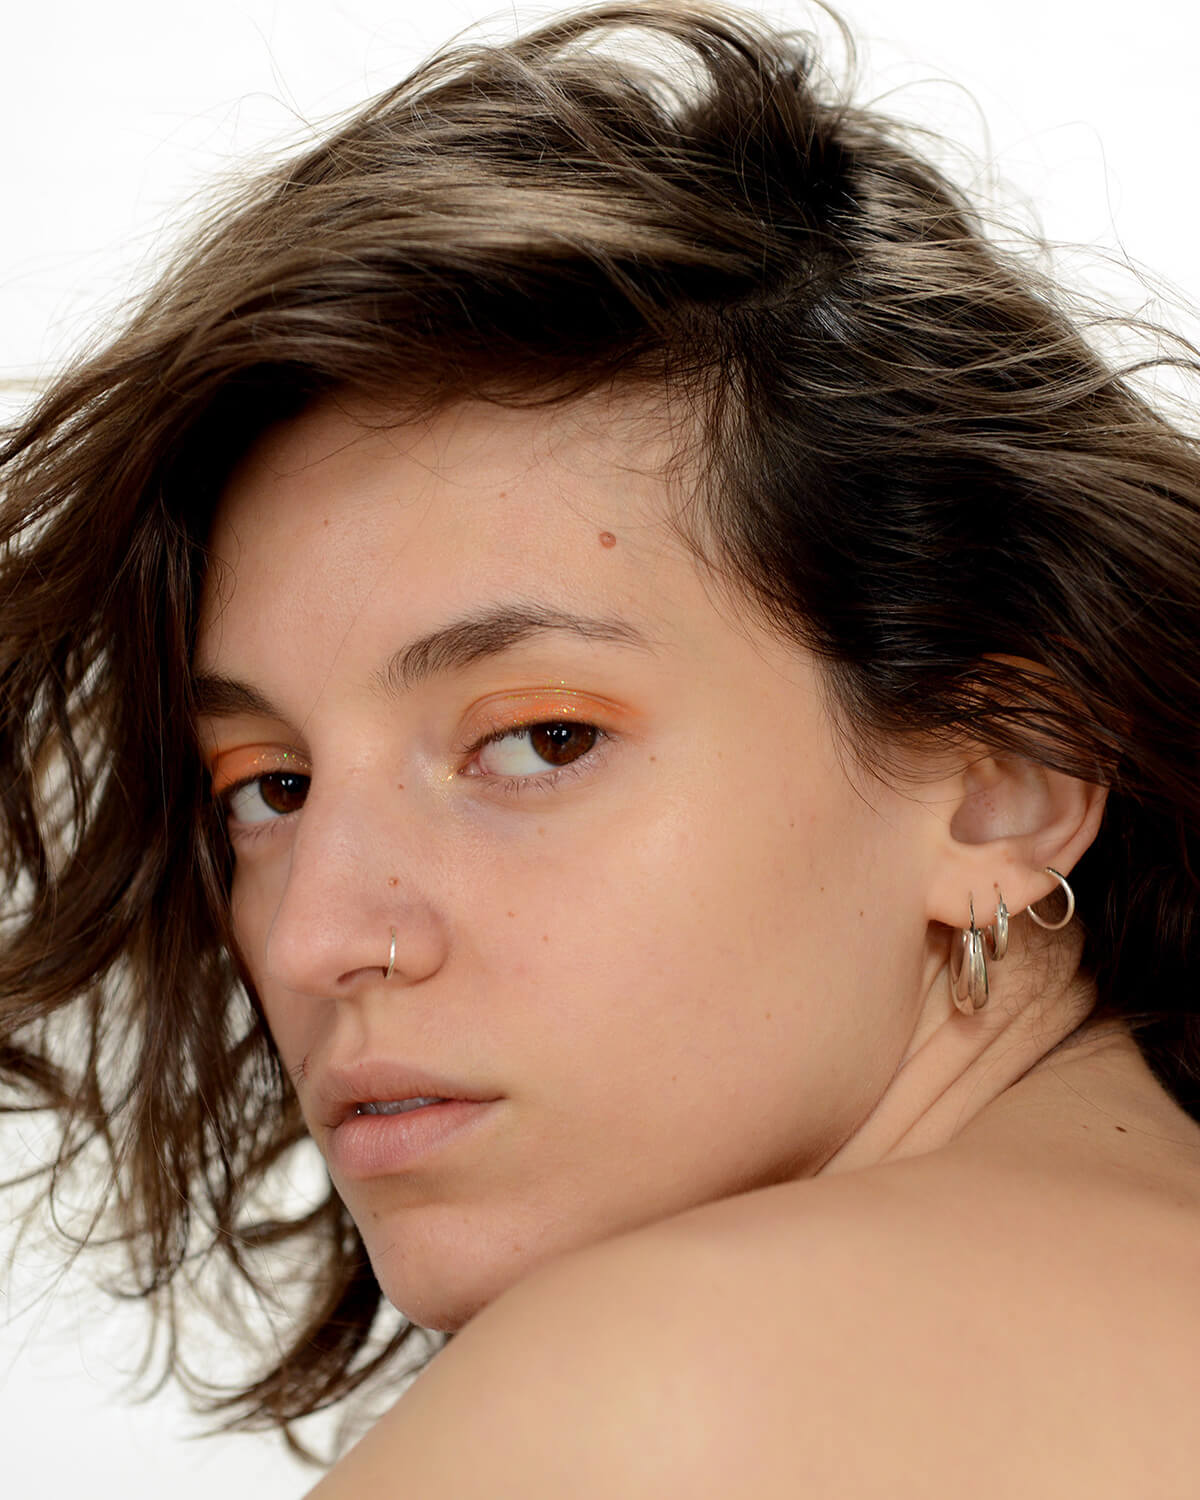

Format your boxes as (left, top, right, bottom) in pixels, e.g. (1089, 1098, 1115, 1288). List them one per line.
(197, 392, 726, 688)
(194, 388, 825, 739)
(204, 393, 703, 628)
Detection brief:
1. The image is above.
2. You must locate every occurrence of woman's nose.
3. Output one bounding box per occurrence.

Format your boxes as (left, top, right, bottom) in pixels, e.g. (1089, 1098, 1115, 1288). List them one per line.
(259, 775, 450, 997)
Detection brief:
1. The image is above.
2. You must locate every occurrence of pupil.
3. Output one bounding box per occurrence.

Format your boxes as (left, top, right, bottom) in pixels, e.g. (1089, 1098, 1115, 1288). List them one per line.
(261, 772, 308, 814)
(530, 722, 597, 767)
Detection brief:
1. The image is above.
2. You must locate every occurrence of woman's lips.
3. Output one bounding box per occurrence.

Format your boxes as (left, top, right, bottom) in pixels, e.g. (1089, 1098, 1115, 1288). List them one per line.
(314, 1060, 500, 1129)
(326, 1098, 499, 1179)
(356, 1096, 448, 1115)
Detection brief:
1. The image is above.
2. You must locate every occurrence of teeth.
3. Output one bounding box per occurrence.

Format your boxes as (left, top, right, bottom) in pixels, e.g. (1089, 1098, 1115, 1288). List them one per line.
(357, 1097, 446, 1116)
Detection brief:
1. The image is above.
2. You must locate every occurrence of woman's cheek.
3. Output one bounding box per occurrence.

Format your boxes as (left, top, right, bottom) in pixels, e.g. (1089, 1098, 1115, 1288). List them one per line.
(230, 875, 276, 995)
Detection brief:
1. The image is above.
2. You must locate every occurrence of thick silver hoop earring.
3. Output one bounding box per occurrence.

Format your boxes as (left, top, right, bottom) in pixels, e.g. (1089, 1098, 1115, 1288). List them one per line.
(1026, 868, 1075, 932)
(384, 927, 397, 980)
(986, 888, 1009, 961)
(949, 896, 988, 1015)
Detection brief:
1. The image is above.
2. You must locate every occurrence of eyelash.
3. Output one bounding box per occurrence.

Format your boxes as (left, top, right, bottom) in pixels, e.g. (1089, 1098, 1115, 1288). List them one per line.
(217, 772, 308, 846)
(217, 717, 611, 841)
(465, 720, 611, 798)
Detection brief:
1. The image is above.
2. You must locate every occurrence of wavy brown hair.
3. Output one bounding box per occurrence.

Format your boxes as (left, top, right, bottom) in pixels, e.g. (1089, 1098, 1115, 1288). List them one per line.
(3, 0, 1200, 1456)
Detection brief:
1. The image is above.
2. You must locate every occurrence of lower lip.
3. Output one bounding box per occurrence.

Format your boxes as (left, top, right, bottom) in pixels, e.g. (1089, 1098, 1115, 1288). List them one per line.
(327, 1100, 498, 1179)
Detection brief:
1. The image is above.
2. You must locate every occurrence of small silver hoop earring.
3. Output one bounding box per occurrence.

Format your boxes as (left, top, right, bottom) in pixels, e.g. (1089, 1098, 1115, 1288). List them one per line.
(949, 896, 988, 1015)
(1026, 868, 1075, 932)
(384, 927, 397, 980)
(985, 888, 1009, 961)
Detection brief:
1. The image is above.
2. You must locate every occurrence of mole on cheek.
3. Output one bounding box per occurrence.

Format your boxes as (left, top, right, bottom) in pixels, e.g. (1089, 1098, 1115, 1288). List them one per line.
(598, 531, 617, 548)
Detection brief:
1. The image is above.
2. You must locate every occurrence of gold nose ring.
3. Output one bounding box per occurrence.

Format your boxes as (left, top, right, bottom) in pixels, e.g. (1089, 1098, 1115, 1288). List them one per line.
(384, 927, 396, 980)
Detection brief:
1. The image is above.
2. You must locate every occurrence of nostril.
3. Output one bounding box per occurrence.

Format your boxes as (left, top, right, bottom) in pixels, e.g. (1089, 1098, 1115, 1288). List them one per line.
(259, 835, 451, 996)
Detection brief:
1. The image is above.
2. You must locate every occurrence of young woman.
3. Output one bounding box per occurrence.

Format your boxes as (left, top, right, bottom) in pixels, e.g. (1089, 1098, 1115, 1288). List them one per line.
(3, 4, 1199, 1494)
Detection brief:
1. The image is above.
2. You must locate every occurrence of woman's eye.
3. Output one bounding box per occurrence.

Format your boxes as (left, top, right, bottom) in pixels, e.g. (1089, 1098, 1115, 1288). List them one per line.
(475, 721, 601, 778)
(225, 771, 310, 824)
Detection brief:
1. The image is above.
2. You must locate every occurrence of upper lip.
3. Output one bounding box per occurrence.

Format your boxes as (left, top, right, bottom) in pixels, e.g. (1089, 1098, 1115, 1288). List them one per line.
(314, 1061, 501, 1129)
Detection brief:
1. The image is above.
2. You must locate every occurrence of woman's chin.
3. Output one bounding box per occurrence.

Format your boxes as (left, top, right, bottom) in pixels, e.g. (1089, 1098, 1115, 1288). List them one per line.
(368, 1238, 544, 1334)
(384, 1283, 489, 1334)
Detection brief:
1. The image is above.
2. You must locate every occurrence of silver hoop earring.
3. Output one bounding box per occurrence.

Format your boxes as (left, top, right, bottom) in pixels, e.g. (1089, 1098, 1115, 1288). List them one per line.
(985, 888, 1009, 961)
(384, 927, 397, 980)
(1026, 868, 1075, 931)
(949, 896, 988, 1014)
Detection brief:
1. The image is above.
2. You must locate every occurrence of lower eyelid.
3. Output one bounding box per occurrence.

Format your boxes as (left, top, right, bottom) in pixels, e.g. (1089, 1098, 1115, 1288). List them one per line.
(468, 724, 612, 790)
(502, 753, 598, 793)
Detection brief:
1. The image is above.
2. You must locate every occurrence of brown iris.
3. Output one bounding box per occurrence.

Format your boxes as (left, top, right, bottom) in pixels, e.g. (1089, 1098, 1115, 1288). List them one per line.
(528, 722, 598, 767)
(256, 772, 310, 815)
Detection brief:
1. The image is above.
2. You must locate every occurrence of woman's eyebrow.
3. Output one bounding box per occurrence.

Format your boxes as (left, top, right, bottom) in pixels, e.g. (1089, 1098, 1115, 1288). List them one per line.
(192, 603, 657, 719)
(192, 674, 278, 720)
(378, 603, 658, 695)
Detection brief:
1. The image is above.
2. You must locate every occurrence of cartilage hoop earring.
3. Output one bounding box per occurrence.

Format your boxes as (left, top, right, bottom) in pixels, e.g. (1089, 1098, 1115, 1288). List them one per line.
(949, 895, 989, 1015)
(986, 888, 1008, 961)
(1026, 868, 1075, 932)
(384, 927, 397, 980)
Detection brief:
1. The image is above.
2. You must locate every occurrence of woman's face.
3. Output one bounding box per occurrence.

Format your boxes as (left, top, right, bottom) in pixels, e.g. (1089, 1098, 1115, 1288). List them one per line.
(196, 392, 942, 1330)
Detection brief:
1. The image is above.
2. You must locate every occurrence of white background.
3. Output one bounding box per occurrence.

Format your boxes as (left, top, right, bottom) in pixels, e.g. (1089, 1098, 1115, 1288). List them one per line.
(2, 1, 1197, 1494)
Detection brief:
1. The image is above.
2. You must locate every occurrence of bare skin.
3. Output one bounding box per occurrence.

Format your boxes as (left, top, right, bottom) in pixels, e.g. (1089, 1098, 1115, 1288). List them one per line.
(310, 1029, 1200, 1498)
(194, 391, 1200, 1494)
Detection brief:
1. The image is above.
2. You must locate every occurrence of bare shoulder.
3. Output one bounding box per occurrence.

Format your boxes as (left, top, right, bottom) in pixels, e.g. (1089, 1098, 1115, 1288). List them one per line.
(636, 1144, 1200, 1497)
(309, 1154, 1200, 1499)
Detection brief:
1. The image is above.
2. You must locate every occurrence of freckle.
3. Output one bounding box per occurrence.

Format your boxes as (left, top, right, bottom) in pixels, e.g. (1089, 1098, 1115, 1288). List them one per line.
(598, 531, 616, 548)
(396, 782, 405, 791)
(507, 910, 516, 918)
(537, 825, 546, 836)
(499, 491, 507, 499)
(788, 819, 795, 829)
(858, 909, 864, 918)
(542, 934, 549, 943)
(764, 1010, 773, 1021)
(649, 755, 657, 762)
(387, 877, 399, 887)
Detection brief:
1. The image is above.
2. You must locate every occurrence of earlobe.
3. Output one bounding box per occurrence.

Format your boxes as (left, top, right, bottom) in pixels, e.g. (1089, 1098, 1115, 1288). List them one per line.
(946, 865, 1078, 1014)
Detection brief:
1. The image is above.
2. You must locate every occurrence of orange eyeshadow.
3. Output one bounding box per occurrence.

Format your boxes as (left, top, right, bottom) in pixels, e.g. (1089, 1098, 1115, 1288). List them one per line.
(208, 744, 311, 797)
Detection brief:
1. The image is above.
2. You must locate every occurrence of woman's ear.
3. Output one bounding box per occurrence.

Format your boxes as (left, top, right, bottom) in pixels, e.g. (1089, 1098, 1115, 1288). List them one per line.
(924, 753, 1107, 928)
